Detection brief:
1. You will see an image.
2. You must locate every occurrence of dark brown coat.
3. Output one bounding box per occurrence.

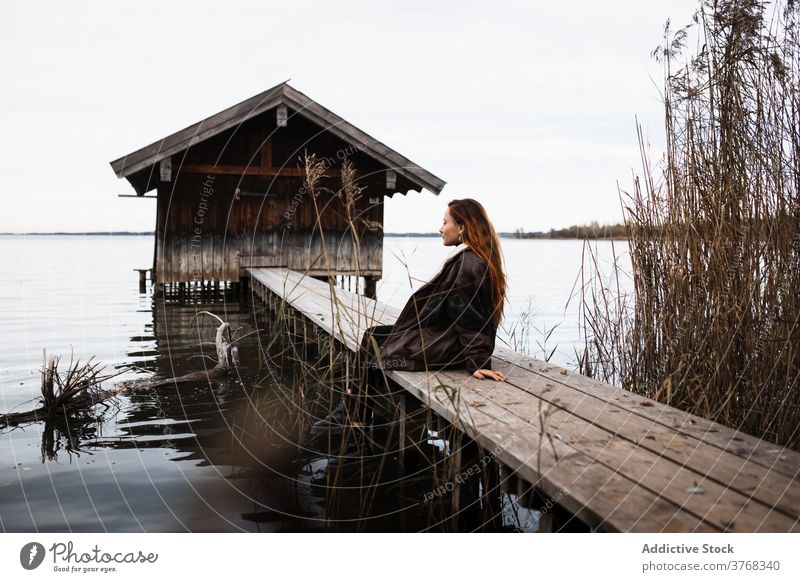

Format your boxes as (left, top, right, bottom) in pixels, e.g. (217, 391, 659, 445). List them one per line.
(373, 247, 497, 374)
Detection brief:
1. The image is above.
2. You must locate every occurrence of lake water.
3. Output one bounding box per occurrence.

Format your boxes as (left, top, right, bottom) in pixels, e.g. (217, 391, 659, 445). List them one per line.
(0, 234, 630, 532)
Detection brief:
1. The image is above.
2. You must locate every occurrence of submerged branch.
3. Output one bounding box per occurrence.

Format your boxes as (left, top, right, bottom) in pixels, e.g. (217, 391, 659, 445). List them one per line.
(1, 313, 243, 429)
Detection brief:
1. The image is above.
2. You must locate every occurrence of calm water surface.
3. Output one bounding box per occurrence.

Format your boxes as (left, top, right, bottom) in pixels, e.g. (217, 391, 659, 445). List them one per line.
(0, 234, 630, 532)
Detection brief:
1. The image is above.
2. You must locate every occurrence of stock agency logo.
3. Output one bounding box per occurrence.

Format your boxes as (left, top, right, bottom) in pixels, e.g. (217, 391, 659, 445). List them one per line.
(20, 542, 46, 570)
(18, 540, 159, 573)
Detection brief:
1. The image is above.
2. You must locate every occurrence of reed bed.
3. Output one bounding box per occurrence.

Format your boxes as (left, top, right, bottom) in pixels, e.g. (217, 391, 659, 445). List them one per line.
(579, 0, 800, 450)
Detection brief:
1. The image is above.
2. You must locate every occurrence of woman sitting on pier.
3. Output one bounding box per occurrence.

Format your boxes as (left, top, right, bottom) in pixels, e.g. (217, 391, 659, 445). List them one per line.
(314, 198, 508, 433)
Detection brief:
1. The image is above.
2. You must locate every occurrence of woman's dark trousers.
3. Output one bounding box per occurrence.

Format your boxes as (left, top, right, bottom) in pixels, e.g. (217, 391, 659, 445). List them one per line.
(312, 324, 396, 433)
(351, 324, 396, 426)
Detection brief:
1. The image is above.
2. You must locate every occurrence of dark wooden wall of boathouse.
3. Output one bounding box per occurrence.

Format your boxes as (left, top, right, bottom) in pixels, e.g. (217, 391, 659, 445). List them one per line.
(155, 110, 400, 283)
(111, 82, 446, 297)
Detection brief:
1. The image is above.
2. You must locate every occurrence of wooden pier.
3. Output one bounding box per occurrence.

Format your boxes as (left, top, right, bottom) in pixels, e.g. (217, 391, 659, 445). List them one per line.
(246, 266, 800, 533)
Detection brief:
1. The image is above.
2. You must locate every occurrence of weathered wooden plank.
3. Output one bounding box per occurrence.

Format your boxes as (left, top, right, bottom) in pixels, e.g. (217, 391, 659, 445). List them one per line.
(485, 358, 800, 524)
(280, 267, 398, 318)
(389, 369, 718, 532)
(260, 140, 272, 167)
(270, 268, 397, 347)
(453, 369, 799, 532)
(248, 269, 333, 333)
(159, 158, 172, 182)
(155, 184, 168, 283)
(496, 348, 800, 482)
(180, 163, 359, 177)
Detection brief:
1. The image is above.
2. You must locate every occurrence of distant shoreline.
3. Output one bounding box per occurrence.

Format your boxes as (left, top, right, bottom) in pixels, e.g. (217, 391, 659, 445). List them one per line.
(0, 231, 627, 240)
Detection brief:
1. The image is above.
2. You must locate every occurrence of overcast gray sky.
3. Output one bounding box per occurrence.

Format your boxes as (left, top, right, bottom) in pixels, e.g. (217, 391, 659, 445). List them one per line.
(0, 0, 699, 233)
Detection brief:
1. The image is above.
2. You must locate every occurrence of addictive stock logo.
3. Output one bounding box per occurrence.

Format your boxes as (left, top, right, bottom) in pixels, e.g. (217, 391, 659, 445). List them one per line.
(20, 542, 46, 570)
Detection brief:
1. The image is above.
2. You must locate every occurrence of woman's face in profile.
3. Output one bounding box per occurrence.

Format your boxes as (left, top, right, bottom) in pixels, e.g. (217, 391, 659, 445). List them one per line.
(439, 209, 462, 246)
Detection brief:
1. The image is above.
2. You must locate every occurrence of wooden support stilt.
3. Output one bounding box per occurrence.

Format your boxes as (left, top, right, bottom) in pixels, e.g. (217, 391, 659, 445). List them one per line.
(290, 309, 297, 354)
(398, 392, 407, 470)
(499, 464, 518, 501)
(328, 335, 335, 387)
(516, 477, 533, 508)
(134, 269, 149, 293)
(239, 276, 249, 306)
(301, 317, 308, 361)
(364, 276, 377, 299)
(344, 350, 351, 394)
(450, 432, 463, 518)
(535, 487, 554, 533)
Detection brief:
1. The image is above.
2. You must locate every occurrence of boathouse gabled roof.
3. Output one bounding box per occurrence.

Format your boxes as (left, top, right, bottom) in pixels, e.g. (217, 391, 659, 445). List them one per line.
(109, 81, 445, 196)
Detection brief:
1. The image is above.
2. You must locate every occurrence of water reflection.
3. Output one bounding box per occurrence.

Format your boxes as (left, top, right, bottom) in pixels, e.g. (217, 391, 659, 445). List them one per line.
(40, 414, 102, 463)
(2, 295, 533, 532)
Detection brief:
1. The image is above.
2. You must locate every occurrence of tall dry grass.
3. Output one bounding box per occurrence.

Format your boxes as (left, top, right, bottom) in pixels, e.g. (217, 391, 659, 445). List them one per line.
(580, 0, 800, 449)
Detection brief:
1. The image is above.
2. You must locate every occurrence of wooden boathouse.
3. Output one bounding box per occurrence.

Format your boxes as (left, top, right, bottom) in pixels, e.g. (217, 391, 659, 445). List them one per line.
(110, 81, 445, 299)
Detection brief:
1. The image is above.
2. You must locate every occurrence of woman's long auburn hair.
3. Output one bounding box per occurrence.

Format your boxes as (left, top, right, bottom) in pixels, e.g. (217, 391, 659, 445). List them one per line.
(447, 198, 507, 327)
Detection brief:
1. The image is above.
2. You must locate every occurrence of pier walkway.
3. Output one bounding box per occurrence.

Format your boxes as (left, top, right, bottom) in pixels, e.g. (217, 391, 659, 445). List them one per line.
(246, 267, 800, 532)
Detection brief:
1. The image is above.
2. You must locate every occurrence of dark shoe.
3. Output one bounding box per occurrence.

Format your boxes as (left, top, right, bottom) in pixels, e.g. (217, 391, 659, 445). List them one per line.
(312, 394, 352, 435)
(326, 438, 373, 473)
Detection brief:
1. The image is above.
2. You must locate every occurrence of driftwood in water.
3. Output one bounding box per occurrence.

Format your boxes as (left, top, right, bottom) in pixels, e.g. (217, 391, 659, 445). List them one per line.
(1, 312, 243, 428)
(1, 354, 121, 428)
(114, 311, 241, 392)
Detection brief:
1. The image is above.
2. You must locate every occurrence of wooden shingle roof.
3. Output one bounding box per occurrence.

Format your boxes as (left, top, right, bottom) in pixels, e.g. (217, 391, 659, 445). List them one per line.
(110, 81, 445, 196)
